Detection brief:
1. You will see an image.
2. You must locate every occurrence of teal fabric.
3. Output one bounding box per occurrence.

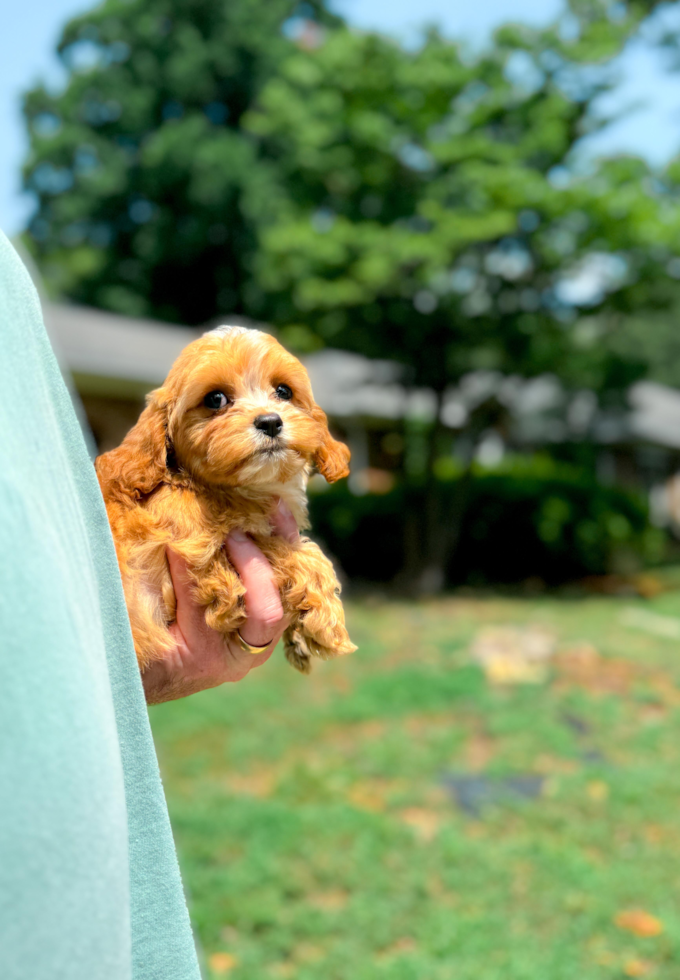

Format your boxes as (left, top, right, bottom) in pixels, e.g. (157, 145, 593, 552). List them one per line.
(0, 232, 201, 980)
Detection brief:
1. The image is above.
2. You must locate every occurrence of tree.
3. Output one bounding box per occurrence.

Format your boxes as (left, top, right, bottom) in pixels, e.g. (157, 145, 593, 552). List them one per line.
(245, 7, 680, 589)
(22, 0, 678, 589)
(22, 0, 341, 324)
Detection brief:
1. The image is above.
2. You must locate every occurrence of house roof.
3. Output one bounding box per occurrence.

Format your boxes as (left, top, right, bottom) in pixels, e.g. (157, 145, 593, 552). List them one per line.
(44, 303, 204, 398)
(303, 348, 437, 423)
(629, 382, 680, 451)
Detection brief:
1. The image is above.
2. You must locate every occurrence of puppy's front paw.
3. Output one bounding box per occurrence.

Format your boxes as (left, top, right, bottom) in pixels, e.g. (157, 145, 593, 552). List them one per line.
(283, 620, 357, 673)
(197, 558, 247, 634)
(279, 537, 356, 671)
(283, 628, 314, 674)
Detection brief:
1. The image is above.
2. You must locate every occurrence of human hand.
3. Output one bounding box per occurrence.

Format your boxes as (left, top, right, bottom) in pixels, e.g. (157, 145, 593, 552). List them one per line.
(142, 499, 300, 704)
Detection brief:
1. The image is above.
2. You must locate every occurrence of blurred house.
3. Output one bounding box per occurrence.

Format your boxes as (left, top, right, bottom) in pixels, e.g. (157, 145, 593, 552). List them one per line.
(45, 303, 204, 451)
(45, 303, 680, 526)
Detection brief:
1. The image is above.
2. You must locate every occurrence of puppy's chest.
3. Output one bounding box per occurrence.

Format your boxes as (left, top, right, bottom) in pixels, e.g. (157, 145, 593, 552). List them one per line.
(149, 485, 277, 544)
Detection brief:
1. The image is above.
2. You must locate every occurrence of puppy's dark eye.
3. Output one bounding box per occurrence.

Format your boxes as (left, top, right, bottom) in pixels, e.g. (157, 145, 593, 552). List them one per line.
(275, 384, 293, 401)
(203, 390, 229, 410)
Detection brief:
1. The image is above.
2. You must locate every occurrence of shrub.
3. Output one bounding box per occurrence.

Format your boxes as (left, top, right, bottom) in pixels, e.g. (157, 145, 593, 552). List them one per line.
(308, 455, 665, 586)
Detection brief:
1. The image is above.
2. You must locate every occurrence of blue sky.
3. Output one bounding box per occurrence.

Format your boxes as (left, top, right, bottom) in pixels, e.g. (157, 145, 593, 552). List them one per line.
(1, 0, 679, 235)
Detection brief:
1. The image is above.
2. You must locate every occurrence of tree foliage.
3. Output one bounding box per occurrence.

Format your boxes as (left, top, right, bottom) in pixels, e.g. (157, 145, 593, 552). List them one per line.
(22, 0, 340, 323)
(246, 10, 680, 399)
(241, 3, 680, 586)
(21, 0, 680, 585)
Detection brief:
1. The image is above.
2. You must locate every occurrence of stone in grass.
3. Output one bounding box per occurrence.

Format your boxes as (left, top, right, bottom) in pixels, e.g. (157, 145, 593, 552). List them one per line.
(470, 626, 556, 685)
(442, 773, 545, 817)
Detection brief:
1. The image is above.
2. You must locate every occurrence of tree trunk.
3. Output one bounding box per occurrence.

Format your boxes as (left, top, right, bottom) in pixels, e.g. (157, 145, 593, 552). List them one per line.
(407, 391, 452, 594)
(408, 404, 484, 595)
(414, 456, 474, 595)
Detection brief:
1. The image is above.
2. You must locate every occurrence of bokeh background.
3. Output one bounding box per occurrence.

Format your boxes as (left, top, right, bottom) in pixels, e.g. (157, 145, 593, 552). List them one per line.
(6, 0, 680, 976)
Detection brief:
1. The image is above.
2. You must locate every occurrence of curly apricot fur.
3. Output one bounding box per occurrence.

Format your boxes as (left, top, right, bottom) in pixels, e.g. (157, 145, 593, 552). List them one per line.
(96, 326, 355, 672)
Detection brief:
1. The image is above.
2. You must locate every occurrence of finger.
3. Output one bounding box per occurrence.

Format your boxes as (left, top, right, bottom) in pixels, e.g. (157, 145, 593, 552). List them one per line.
(225, 531, 285, 647)
(166, 548, 210, 644)
(270, 497, 300, 544)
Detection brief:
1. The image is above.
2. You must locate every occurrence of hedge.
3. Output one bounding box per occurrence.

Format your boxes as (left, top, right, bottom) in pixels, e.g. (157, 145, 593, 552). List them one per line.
(308, 455, 665, 586)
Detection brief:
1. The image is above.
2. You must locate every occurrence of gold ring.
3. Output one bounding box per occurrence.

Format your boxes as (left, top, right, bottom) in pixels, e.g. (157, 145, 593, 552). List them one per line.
(235, 629, 273, 656)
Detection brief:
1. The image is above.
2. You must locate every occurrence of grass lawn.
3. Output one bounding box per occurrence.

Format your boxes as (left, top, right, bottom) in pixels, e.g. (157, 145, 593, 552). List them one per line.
(150, 584, 680, 980)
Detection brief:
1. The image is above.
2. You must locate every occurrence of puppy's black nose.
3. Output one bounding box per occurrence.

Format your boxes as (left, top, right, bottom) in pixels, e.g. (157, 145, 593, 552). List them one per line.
(254, 413, 283, 438)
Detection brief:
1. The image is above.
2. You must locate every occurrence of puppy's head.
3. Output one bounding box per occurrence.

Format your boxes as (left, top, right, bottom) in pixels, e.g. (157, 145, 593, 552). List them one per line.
(100, 326, 350, 502)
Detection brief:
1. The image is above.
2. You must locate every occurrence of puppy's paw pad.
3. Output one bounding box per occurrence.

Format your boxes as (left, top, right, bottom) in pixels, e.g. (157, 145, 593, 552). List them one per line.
(283, 628, 314, 674)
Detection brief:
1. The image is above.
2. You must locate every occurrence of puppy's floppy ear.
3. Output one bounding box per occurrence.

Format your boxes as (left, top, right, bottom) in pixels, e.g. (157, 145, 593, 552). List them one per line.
(311, 405, 350, 483)
(96, 388, 170, 506)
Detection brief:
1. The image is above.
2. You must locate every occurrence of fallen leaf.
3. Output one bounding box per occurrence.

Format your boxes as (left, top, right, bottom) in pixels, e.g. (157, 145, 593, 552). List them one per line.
(307, 889, 348, 911)
(554, 645, 634, 696)
(347, 781, 387, 812)
(359, 719, 386, 739)
(593, 947, 616, 966)
(227, 769, 276, 798)
(404, 714, 452, 736)
(293, 942, 324, 964)
(464, 822, 485, 839)
(330, 672, 352, 693)
(399, 807, 440, 842)
(587, 935, 615, 966)
(376, 937, 418, 961)
(643, 824, 665, 845)
(426, 874, 459, 905)
(587, 780, 610, 802)
(208, 952, 238, 975)
(464, 732, 497, 770)
(269, 963, 295, 979)
(555, 643, 600, 679)
(647, 674, 680, 708)
(614, 910, 664, 938)
(390, 937, 417, 953)
(583, 846, 605, 865)
(624, 959, 653, 978)
(535, 753, 579, 775)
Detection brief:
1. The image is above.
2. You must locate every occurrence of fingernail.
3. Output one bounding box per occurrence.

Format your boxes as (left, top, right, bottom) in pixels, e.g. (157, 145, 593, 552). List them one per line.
(228, 530, 248, 543)
(277, 497, 292, 517)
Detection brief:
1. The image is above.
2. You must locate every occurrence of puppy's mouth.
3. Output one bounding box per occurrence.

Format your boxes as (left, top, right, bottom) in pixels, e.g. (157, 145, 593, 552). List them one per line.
(236, 441, 304, 483)
(256, 442, 286, 457)
(246, 441, 292, 466)
(248, 442, 303, 467)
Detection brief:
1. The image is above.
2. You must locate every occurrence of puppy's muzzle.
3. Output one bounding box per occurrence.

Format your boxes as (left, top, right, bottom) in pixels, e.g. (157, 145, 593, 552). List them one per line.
(254, 413, 283, 438)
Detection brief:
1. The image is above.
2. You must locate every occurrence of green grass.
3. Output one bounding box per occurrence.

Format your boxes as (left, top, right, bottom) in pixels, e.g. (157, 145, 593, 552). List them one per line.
(150, 584, 680, 980)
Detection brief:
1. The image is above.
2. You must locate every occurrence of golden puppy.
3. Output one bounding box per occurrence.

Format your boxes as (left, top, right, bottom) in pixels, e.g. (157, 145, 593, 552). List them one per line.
(96, 325, 356, 673)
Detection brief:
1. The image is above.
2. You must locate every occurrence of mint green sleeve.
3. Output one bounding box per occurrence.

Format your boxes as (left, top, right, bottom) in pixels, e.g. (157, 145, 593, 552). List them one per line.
(0, 232, 201, 980)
